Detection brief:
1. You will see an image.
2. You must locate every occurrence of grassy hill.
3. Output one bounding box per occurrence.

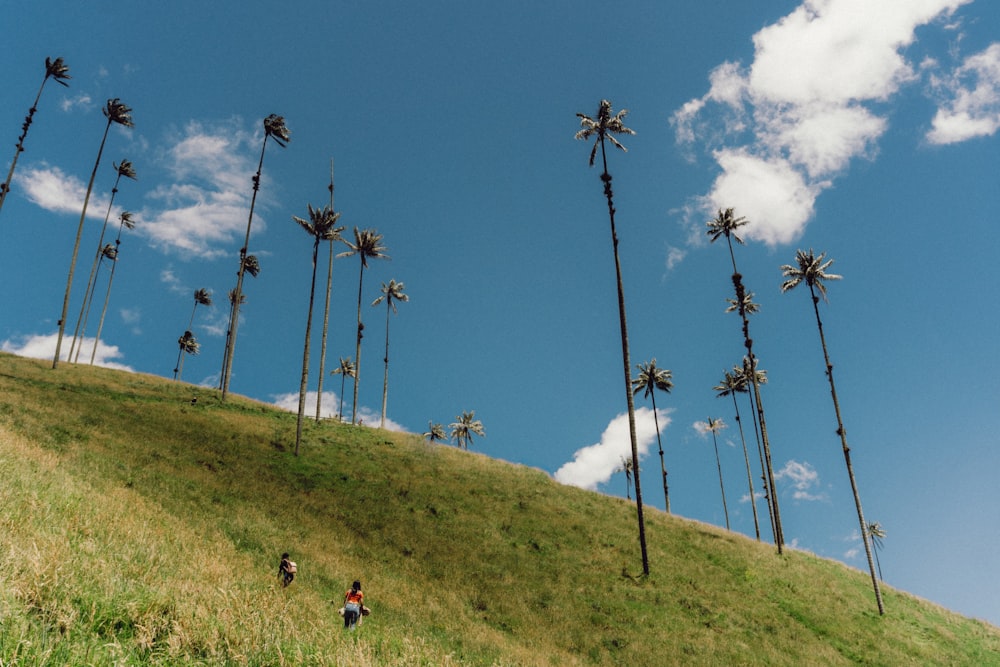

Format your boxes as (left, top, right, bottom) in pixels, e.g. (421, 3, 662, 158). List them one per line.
(1, 352, 998, 666)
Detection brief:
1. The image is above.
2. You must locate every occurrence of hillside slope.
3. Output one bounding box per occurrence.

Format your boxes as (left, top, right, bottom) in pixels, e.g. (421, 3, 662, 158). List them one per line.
(1, 353, 998, 666)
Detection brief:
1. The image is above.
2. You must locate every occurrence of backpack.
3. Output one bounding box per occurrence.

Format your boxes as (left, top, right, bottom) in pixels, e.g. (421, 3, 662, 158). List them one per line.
(287, 561, 297, 574)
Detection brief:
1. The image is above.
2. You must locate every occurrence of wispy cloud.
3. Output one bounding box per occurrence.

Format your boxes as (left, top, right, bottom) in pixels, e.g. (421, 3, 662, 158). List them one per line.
(270, 391, 408, 432)
(554, 407, 669, 491)
(13, 164, 113, 218)
(775, 459, 825, 501)
(672, 0, 974, 246)
(927, 42, 1000, 144)
(1, 332, 133, 371)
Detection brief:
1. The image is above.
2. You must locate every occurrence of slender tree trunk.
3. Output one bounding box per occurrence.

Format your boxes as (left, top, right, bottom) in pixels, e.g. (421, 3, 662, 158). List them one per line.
(338, 373, 347, 421)
(731, 393, 761, 540)
(295, 238, 320, 456)
(352, 261, 365, 424)
(221, 137, 269, 399)
(54, 119, 112, 368)
(316, 161, 336, 421)
(0, 73, 50, 217)
(90, 244, 120, 365)
(710, 427, 730, 530)
(746, 378, 775, 541)
(599, 139, 649, 576)
(809, 288, 884, 615)
(380, 301, 390, 429)
(650, 394, 670, 514)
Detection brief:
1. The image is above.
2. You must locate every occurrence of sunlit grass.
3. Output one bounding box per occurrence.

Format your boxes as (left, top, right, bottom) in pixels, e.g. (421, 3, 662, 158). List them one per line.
(1, 352, 998, 665)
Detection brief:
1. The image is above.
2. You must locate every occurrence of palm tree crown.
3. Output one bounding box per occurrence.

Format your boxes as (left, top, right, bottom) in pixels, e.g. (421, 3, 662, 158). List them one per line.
(632, 359, 674, 398)
(263, 114, 291, 147)
(423, 422, 447, 443)
(449, 411, 485, 450)
(575, 99, 635, 167)
(780, 248, 842, 301)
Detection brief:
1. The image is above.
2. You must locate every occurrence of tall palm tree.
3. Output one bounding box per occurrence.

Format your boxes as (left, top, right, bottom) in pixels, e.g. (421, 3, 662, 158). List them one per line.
(372, 279, 408, 429)
(715, 369, 761, 540)
(219, 254, 261, 391)
(220, 114, 290, 399)
(89, 210, 135, 365)
(174, 288, 212, 380)
(736, 357, 774, 539)
(330, 356, 356, 421)
(617, 455, 634, 500)
(338, 227, 388, 424)
(53, 98, 133, 368)
(292, 204, 344, 455)
(315, 160, 340, 422)
(781, 248, 884, 615)
(69, 159, 137, 362)
(867, 521, 886, 582)
(449, 410, 485, 450)
(0, 57, 71, 217)
(631, 359, 674, 513)
(422, 422, 447, 444)
(174, 331, 200, 381)
(707, 206, 784, 552)
(703, 417, 730, 530)
(575, 99, 649, 576)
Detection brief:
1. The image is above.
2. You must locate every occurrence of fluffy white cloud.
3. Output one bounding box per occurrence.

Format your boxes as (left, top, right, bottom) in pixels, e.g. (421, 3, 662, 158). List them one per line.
(554, 407, 668, 492)
(14, 164, 112, 218)
(270, 390, 408, 432)
(672, 0, 973, 246)
(2, 332, 133, 371)
(927, 42, 1000, 144)
(775, 459, 825, 501)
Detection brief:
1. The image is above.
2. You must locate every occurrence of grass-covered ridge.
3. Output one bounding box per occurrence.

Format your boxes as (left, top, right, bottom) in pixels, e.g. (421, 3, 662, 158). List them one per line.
(1, 352, 998, 666)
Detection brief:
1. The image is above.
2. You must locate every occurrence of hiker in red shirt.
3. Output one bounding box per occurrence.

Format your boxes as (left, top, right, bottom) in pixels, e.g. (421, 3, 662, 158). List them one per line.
(343, 580, 364, 630)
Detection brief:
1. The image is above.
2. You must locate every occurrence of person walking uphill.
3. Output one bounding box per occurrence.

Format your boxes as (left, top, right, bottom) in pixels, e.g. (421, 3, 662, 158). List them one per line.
(279, 553, 297, 587)
(343, 580, 364, 630)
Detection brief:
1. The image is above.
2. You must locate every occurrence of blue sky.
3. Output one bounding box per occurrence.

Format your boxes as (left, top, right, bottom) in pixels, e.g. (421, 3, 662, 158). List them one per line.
(2, 0, 998, 626)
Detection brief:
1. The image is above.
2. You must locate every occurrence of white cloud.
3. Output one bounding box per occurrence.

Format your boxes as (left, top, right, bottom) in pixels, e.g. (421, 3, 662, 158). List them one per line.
(14, 164, 112, 218)
(927, 42, 1000, 144)
(672, 0, 972, 246)
(554, 407, 668, 491)
(60, 93, 93, 113)
(2, 332, 133, 371)
(270, 390, 408, 432)
(775, 459, 825, 501)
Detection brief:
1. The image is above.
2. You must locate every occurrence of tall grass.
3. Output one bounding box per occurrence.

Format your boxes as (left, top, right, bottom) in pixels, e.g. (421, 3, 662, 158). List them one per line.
(1, 352, 998, 665)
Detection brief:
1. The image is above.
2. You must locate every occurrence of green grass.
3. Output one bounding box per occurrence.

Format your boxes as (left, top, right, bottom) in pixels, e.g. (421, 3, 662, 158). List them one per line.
(1, 352, 998, 665)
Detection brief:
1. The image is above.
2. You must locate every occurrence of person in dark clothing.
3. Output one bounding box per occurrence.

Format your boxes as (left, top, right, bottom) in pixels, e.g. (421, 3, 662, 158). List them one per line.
(278, 552, 296, 587)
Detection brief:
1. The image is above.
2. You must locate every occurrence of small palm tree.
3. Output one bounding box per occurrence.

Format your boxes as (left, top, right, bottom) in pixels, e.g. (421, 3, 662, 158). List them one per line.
(707, 206, 784, 552)
(220, 114, 290, 399)
(53, 98, 133, 368)
(292, 204, 344, 455)
(69, 159, 137, 362)
(89, 210, 135, 364)
(0, 56, 71, 217)
(449, 411, 485, 450)
(715, 369, 761, 540)
(576, 99, 649, 576)
(174, 330, 200, 381)
(330, 356, 356, 422)
(631, 359, 673, 513)
(174, 288, 212, 380)
(703, 417, 730, 530)
(867, 521, 886, 582)
(617, 455, 634, 500)
(781, 248, 884, 615)
(338, 227, 389, 424)
(422, 422, 447, 444)
(372, 279, 408, 429)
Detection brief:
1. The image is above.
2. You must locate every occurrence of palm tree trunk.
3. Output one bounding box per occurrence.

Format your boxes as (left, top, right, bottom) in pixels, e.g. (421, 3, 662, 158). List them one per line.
(731, 393, 761, 540)
(90, 246, 119, 365)
(599, 139, 649, 576)
(711, 429, 730, 530)
(315, 237, 335, 421)
(53, 118, 112, 368)
(809, 288, 884, 615)
(351, 261, 365, 425)
(0, 73, 50, 217)
(295, 238, 320, 456)
(650, 394, 670, 514)
(338, 374, 347, 421)
(380, 301, 390, 429)
(746, 383, 775, 541)
(221, 136, 269, 399)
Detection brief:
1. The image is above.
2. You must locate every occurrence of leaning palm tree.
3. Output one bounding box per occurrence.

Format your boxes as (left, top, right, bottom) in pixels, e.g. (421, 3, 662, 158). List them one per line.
(220, 114, 290, 400)
(315, 160, 340, 422)
(338, 227, 389, 424)
(174, 331, 200, 381)
(631, 359, 674, 513)
(867, 521, 886, 582)
(174, 288, 212, 380)
(736, 357, 774, 539)
(576, 99, 649, 575)
(781, 248, 884, 615)
(422, 422, 447, 444)
(703, 417, 730, 530)
(89, 210, 135, 365)
(292, 204, 344, 455)
(219, 254, 261, 390)
(715, 369, 761, 540)
(449, 410, 485, 450)
(330, 356, 356, 421)
(69, 159, 137, 362)
(53, 98, 133, 368)
(372, 279, 408, 429)
(707, 206, 784, 552)
(0, 56, 71, 217)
